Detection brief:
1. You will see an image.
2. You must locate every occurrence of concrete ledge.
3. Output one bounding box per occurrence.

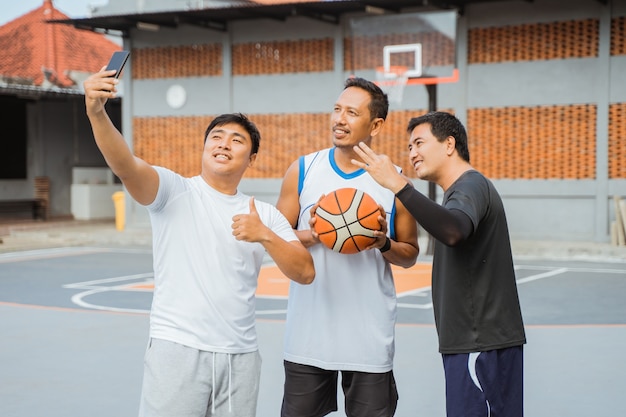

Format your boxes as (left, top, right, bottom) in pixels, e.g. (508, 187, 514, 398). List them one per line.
(1, 220, 624, 262)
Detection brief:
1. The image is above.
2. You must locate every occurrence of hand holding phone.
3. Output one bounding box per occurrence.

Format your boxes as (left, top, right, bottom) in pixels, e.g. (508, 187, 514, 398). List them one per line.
(105, 50, 130, 79)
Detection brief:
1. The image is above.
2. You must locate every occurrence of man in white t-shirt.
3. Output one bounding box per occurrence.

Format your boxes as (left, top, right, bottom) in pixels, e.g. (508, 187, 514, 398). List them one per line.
(84, 67, 314, 417)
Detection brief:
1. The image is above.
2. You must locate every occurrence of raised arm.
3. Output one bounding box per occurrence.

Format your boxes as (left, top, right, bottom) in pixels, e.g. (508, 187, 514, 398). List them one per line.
(83, 68, 159, 206)
(394, 184, 473, 247)
(351, 142, 409, 194)
(352, 142, 473, 247)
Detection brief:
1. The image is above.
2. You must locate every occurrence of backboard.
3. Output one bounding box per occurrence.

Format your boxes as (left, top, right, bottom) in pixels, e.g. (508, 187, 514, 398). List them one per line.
(347, 10, 458, 103)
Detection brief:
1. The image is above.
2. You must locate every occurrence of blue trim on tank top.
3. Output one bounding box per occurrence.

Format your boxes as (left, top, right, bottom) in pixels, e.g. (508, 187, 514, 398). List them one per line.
(389, 206, 396, 240)
(298, 148, 397, 239)
(299, 148, 364, 193)
(328, 147, 366, 179)
(297, 156, 305, 195)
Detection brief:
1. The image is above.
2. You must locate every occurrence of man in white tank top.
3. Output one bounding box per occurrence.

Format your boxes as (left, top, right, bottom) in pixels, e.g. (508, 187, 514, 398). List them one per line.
(277, 77, 420, 417)
(84, 67, 314, 417)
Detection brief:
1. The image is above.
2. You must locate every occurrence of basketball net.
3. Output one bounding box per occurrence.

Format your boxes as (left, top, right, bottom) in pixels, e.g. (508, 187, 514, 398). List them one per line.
(375, 65, 409, 107)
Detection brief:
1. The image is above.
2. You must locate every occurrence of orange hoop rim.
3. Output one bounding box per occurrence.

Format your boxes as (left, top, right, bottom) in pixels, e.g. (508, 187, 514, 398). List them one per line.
(374, 68, 460, 86)
(375, 65, 409, 78)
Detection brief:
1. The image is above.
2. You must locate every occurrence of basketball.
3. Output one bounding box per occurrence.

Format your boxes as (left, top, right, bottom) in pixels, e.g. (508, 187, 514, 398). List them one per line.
(313, 188, 382, 254)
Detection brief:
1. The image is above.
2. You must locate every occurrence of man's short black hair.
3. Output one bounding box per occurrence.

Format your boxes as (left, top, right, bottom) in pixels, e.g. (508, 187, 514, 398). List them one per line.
(204, 113, 261, 155)
(344, 77, 389, 121)
(407, 111, 470, 163)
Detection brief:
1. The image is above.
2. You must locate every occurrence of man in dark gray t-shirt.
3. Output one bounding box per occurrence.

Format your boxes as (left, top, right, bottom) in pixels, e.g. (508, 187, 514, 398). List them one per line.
(352, 111, 526, 417)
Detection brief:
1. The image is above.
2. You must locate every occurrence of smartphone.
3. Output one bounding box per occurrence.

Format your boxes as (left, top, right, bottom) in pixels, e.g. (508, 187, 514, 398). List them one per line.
(105, 50, 130, 79)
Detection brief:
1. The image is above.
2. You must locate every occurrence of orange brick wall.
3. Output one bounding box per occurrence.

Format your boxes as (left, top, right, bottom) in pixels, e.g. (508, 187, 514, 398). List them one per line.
(132, 44, 222, 79)
(131, 105, 619, 181)
(133, 112, 428, 179)
(609, 16, 626, 178)
(612, 16, 626, 56)
(128, 17, 621, 77)
(130, 17, 626, 180)
(232, 39, 334, 75)
(133, 116, 209, 176)
(609, 103, 626, 179)
(243, 113, 329, 178)
(468, 19, 599, 63)
(467, 105, 596, 179)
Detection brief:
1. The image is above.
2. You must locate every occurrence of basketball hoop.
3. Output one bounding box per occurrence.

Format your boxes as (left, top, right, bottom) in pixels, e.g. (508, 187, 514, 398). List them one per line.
(375, 65, 409, 106)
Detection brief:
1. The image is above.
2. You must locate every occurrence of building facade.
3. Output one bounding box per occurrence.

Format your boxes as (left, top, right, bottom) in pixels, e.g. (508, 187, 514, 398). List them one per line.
(73, 0, 625, 242)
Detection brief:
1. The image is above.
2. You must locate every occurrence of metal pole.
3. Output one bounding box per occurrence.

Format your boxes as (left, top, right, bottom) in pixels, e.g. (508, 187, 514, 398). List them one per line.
(425, 84, 437, 255)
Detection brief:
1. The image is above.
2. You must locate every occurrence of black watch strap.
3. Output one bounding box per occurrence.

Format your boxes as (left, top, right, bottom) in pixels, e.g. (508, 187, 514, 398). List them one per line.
(379, 237, 391, 253)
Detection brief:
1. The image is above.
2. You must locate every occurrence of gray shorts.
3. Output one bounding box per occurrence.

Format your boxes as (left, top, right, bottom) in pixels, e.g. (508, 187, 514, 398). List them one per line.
(138, 338, 262, 417)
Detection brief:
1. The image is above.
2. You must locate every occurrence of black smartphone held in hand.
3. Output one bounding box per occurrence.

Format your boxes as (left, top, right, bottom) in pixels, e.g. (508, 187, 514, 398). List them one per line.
(105, 50, 130, 79)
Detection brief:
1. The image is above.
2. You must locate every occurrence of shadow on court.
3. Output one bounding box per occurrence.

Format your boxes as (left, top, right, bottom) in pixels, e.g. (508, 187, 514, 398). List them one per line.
(0, 247, 625, 417)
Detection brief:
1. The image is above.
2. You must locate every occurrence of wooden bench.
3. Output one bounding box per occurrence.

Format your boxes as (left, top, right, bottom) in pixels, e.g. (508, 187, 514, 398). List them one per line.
(0, 199, 47, 220)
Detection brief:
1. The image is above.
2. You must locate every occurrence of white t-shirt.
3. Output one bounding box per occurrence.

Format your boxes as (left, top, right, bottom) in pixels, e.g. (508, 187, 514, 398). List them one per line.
(146, 166, 297, 353)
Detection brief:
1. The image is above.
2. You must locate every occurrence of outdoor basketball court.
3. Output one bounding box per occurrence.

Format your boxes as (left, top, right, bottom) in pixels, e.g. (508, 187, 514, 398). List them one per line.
(1, 245, 625, 417)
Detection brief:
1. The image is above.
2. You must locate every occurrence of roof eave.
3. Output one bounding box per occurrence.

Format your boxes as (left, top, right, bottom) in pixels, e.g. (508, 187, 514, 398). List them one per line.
(47, 0, 466, 34)
(0, 83, 84, 99)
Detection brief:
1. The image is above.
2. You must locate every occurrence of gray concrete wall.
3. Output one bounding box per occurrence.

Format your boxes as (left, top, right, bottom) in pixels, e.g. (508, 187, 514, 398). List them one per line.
(114, 0, 626, 242)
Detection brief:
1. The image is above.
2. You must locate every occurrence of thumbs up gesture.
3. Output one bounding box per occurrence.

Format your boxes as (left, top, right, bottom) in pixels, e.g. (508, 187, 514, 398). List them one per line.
(231, 197, 269, 243)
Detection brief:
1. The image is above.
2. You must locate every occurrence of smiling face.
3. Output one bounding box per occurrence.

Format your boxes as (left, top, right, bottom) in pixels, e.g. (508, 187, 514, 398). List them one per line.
(407, 123, 451, 185)
(331, 86, 382, 149)
(201, 122, 256, 193)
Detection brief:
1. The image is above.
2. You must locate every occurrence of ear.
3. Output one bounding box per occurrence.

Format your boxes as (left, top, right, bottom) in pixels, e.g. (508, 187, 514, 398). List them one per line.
(248, 153, 257, 167)
(369, 118, 385, 137)
(445, 136, 456, 156)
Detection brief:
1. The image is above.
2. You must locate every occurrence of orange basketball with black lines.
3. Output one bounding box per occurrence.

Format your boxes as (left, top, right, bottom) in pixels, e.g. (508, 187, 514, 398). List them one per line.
(313, 188, 382, 254)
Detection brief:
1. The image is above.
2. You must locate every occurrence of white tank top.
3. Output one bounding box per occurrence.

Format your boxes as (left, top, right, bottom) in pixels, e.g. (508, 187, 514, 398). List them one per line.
(284, 148, 400, 372)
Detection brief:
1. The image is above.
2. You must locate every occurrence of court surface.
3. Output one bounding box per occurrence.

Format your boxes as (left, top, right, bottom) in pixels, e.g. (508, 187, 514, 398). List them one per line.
(1, 246, 625, 417)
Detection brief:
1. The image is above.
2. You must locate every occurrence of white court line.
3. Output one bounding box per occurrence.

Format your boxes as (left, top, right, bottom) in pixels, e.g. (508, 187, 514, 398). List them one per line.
(62, 263, 623, 314)
(398, 302, 433, 309)
(63, 273, 154, 289)
(516, 267, 568, 284)
(64, 273, 289, 315)
(397, 265, 585, 310)
(398, 288, 433, 309)
(515, 264, 626, 274)
(0, 247, 107, 263)
(64, 274, 154, 314)
(256, 309, 288, 315)
(0, 246, 152, 263)
(71, 289, 150, 314)
(515, 265, 626, 284)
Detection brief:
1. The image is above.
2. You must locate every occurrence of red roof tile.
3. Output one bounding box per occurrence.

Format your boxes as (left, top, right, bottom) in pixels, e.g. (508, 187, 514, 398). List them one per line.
(0, 0, 120, 88)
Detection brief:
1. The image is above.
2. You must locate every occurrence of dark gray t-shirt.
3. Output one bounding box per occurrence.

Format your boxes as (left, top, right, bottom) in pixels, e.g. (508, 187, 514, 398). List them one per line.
(432, 170, 526, 353)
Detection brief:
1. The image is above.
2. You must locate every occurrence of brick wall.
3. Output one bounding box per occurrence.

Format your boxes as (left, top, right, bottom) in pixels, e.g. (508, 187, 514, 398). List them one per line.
(467, 105, 596, 179)
(133, 111, 428, 179)
(133, 44, 222, 79)
(610, 103, 626, 179)
(129, 16, 626, 180)
(133, 116, 207, 176)
(612, 16, 626, 56)
(468, 19, 599, 63)
(232, 39, 334, 75)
